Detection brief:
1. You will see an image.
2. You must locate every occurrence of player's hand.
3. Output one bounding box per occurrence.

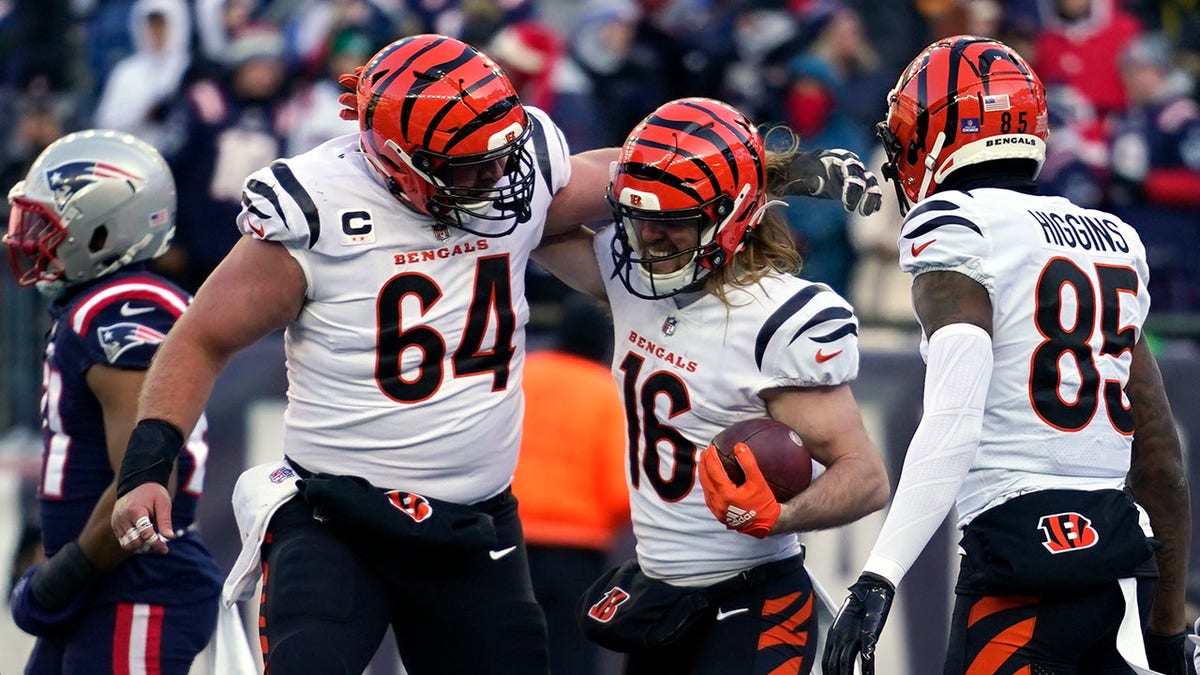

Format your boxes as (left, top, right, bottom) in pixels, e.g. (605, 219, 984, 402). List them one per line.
(822, 572, 896, 675)
(337, 65, 365, 120)
(111, 483, 173, 555)
(697, 443, 780, 538)
(1144, 630, 1188, 675)
(783, 149, 883, 216)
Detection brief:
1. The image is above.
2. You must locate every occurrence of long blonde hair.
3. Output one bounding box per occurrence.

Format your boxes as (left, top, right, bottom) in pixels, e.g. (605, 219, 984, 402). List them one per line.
(705, 131, 805, 304)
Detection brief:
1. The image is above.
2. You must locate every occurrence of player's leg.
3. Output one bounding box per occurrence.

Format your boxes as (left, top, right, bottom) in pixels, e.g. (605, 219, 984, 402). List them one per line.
(58, 596, 216, 675)
(259, 496, 392, 675)
(24, 637, 65, 675)
(526, 545, 609, 675)
(383, 490, 550, 675)
(943, 584, 1134, 675)
(691, 562, 818, 675)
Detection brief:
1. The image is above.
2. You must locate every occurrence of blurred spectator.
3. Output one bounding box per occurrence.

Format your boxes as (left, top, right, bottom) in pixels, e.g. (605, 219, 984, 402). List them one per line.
(721, 3, 801, 122)
(281, 0, 398, 78)
(158, 24, 289, 292)
(0, 0, 74, 91)
(0, 94, 72, 194)
(1038, 83, 1107, 208)
(846, 144, 914, 327)
(194, 0, 257, 71)
(568, 0, 691, 147)
(488, 20, 606, 151)
(93, 0, 191, 151)
(513, 296, 629, 675)
(283, 26, 370, 155)
(770, 53, 868, 295)
(1031, 0, 1143, 120)
(802, 3, 890, 150)
(1109, 33, 1200, 314)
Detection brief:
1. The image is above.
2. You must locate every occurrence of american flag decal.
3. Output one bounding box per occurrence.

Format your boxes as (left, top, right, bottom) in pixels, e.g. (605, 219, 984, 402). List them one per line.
(149, 209, 169, 228)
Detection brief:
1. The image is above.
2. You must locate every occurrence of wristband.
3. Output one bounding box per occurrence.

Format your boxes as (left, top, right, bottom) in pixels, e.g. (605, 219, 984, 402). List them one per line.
(30, 541, 100, 610)
(116, 418, 184, 497)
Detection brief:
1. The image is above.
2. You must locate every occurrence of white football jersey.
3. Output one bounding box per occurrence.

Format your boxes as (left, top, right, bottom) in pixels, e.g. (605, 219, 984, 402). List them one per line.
(898, 188, 1151, 524)
(236, 108, 571, 503)
(594, 226, 859, 584)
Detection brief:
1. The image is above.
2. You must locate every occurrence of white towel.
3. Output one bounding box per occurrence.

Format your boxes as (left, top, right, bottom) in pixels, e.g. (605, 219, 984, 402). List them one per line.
(221, 460, 300, 607)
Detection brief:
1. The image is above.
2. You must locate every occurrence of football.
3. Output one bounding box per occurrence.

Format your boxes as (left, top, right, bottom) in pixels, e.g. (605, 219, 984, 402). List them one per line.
(711, 418, 812, 502)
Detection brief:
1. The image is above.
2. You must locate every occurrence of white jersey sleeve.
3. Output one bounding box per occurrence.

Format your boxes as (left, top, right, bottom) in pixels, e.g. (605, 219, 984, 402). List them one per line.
(237, 159, 320, 249)
(751, 281, 860, 391)
(897, 191, 994, 296)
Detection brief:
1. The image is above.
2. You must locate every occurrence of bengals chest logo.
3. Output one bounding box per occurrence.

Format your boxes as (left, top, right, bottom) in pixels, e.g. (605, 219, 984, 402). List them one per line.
(1038, 511, 1099, 554)
(587, 586, 630, 623)
(386, 490, 433, 522)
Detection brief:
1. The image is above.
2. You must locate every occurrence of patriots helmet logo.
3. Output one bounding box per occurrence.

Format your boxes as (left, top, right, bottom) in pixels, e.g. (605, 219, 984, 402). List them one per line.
(46, 161, 144, 210)
(97, 321, 166, 363)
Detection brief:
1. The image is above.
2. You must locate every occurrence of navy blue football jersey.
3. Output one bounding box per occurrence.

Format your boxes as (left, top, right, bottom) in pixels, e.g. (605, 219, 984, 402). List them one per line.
(40, 267, 221, 606)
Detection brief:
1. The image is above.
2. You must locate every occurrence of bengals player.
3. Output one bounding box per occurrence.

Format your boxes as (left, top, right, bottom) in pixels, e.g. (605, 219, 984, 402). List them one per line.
(823, 35, 1191, 675)
(534, 97, 890, 675)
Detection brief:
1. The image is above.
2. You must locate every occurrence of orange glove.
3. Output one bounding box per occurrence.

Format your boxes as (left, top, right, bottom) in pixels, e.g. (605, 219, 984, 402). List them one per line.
(337, 65, 365, 121)
(698, 443, 781, 538)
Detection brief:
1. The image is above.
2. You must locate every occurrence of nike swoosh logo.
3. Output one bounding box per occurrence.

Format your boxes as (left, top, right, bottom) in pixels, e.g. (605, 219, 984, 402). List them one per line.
(910, 239, 936, 256)
(120, 303, 155, 317)
(715, 607, 749, 621)
(815, 348, 843, 363)
(246, 220, 266, 238)
(489, 546, 517, 560)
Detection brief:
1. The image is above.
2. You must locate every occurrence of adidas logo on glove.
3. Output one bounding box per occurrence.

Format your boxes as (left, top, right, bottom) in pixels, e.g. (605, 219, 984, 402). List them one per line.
(725, 505, 757, 528)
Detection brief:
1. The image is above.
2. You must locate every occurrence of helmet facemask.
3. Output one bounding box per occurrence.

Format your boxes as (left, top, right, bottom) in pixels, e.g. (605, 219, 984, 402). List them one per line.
(609, 182, 755, 300)
(5, 187, 68, 287)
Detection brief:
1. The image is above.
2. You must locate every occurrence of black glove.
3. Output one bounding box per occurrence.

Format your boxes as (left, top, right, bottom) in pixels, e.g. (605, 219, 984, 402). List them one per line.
(781, 149, 883, 216)
(297, 474, 497, 551)
(822, 572, 895, 675)
(1144, 630, 1188, 675)
(10, 542, 100, 637)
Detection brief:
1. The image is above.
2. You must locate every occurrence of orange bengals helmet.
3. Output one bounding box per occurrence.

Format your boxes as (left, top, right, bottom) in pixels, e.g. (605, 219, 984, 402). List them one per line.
(349, 34, 536, 236)
(878, 35, 1048, 213)
(609, 97, 770, 299)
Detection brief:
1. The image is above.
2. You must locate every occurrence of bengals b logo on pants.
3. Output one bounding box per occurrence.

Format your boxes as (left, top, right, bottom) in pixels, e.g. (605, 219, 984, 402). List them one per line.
(1038, 511, 1099, 553)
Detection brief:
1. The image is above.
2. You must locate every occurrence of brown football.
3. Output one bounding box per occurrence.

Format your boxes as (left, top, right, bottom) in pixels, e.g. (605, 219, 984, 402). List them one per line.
(711, 418, 812, 502)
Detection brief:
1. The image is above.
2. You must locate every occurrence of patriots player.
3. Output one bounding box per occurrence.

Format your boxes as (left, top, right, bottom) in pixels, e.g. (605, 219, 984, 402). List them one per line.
(3, 130, 221, 673)
(823, 36, 1192, 675)
(533, 97, 891, 675)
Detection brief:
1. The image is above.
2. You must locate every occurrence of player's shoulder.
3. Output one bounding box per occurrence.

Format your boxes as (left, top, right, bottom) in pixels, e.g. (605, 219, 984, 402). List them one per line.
(523, 105, 571, 193)
(238, 134, 364, 248)
(62, 269, 190, 338)
(898, 189, 998, 277)
(742, 275, 859, 371)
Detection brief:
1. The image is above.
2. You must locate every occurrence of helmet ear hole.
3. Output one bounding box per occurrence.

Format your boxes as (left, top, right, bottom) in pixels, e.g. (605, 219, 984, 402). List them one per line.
(88, 226, 108, 253)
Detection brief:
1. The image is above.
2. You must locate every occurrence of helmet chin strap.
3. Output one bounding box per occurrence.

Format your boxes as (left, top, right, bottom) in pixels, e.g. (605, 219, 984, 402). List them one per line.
(918, 131, 948, 202)
(92, 232, 154, 282)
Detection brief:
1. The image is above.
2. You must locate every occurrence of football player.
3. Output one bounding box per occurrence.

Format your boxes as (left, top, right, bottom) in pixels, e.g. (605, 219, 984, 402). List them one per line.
(106, 33, 620, 675)
(822, 35, 1191, 675)
(4, 130, 222, 673)
(533, 97, 891, 675)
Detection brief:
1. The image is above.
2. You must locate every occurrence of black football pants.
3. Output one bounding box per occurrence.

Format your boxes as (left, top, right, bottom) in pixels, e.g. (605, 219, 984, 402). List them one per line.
(258, 492, 549, 674)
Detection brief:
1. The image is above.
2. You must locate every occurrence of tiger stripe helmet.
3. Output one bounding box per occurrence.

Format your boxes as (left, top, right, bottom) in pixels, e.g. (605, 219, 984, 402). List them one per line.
(351, 34, 536, 236)
(879, 35, 1049, 213)
(609, 97, 768, 299)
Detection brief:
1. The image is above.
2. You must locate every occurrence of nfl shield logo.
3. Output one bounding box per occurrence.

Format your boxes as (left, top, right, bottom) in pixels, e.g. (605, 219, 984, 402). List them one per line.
(662, 316, 677, 336)
(269, 466, 295, 483)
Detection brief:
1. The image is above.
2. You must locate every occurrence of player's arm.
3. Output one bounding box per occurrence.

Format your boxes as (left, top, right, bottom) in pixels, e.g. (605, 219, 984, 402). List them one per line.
(1126, 337, 1190, 637)
(532, 227, 606, 301)
(823, 270, 994, 675)
(763, 384, 889, 532)
(544, 148, 619, 236)
(862, 270, 993, 583)
(112, 236, 305, 552)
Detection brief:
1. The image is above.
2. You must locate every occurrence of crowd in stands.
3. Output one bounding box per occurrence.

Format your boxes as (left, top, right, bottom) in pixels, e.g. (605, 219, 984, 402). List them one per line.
(2, 0, 1200, 318)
